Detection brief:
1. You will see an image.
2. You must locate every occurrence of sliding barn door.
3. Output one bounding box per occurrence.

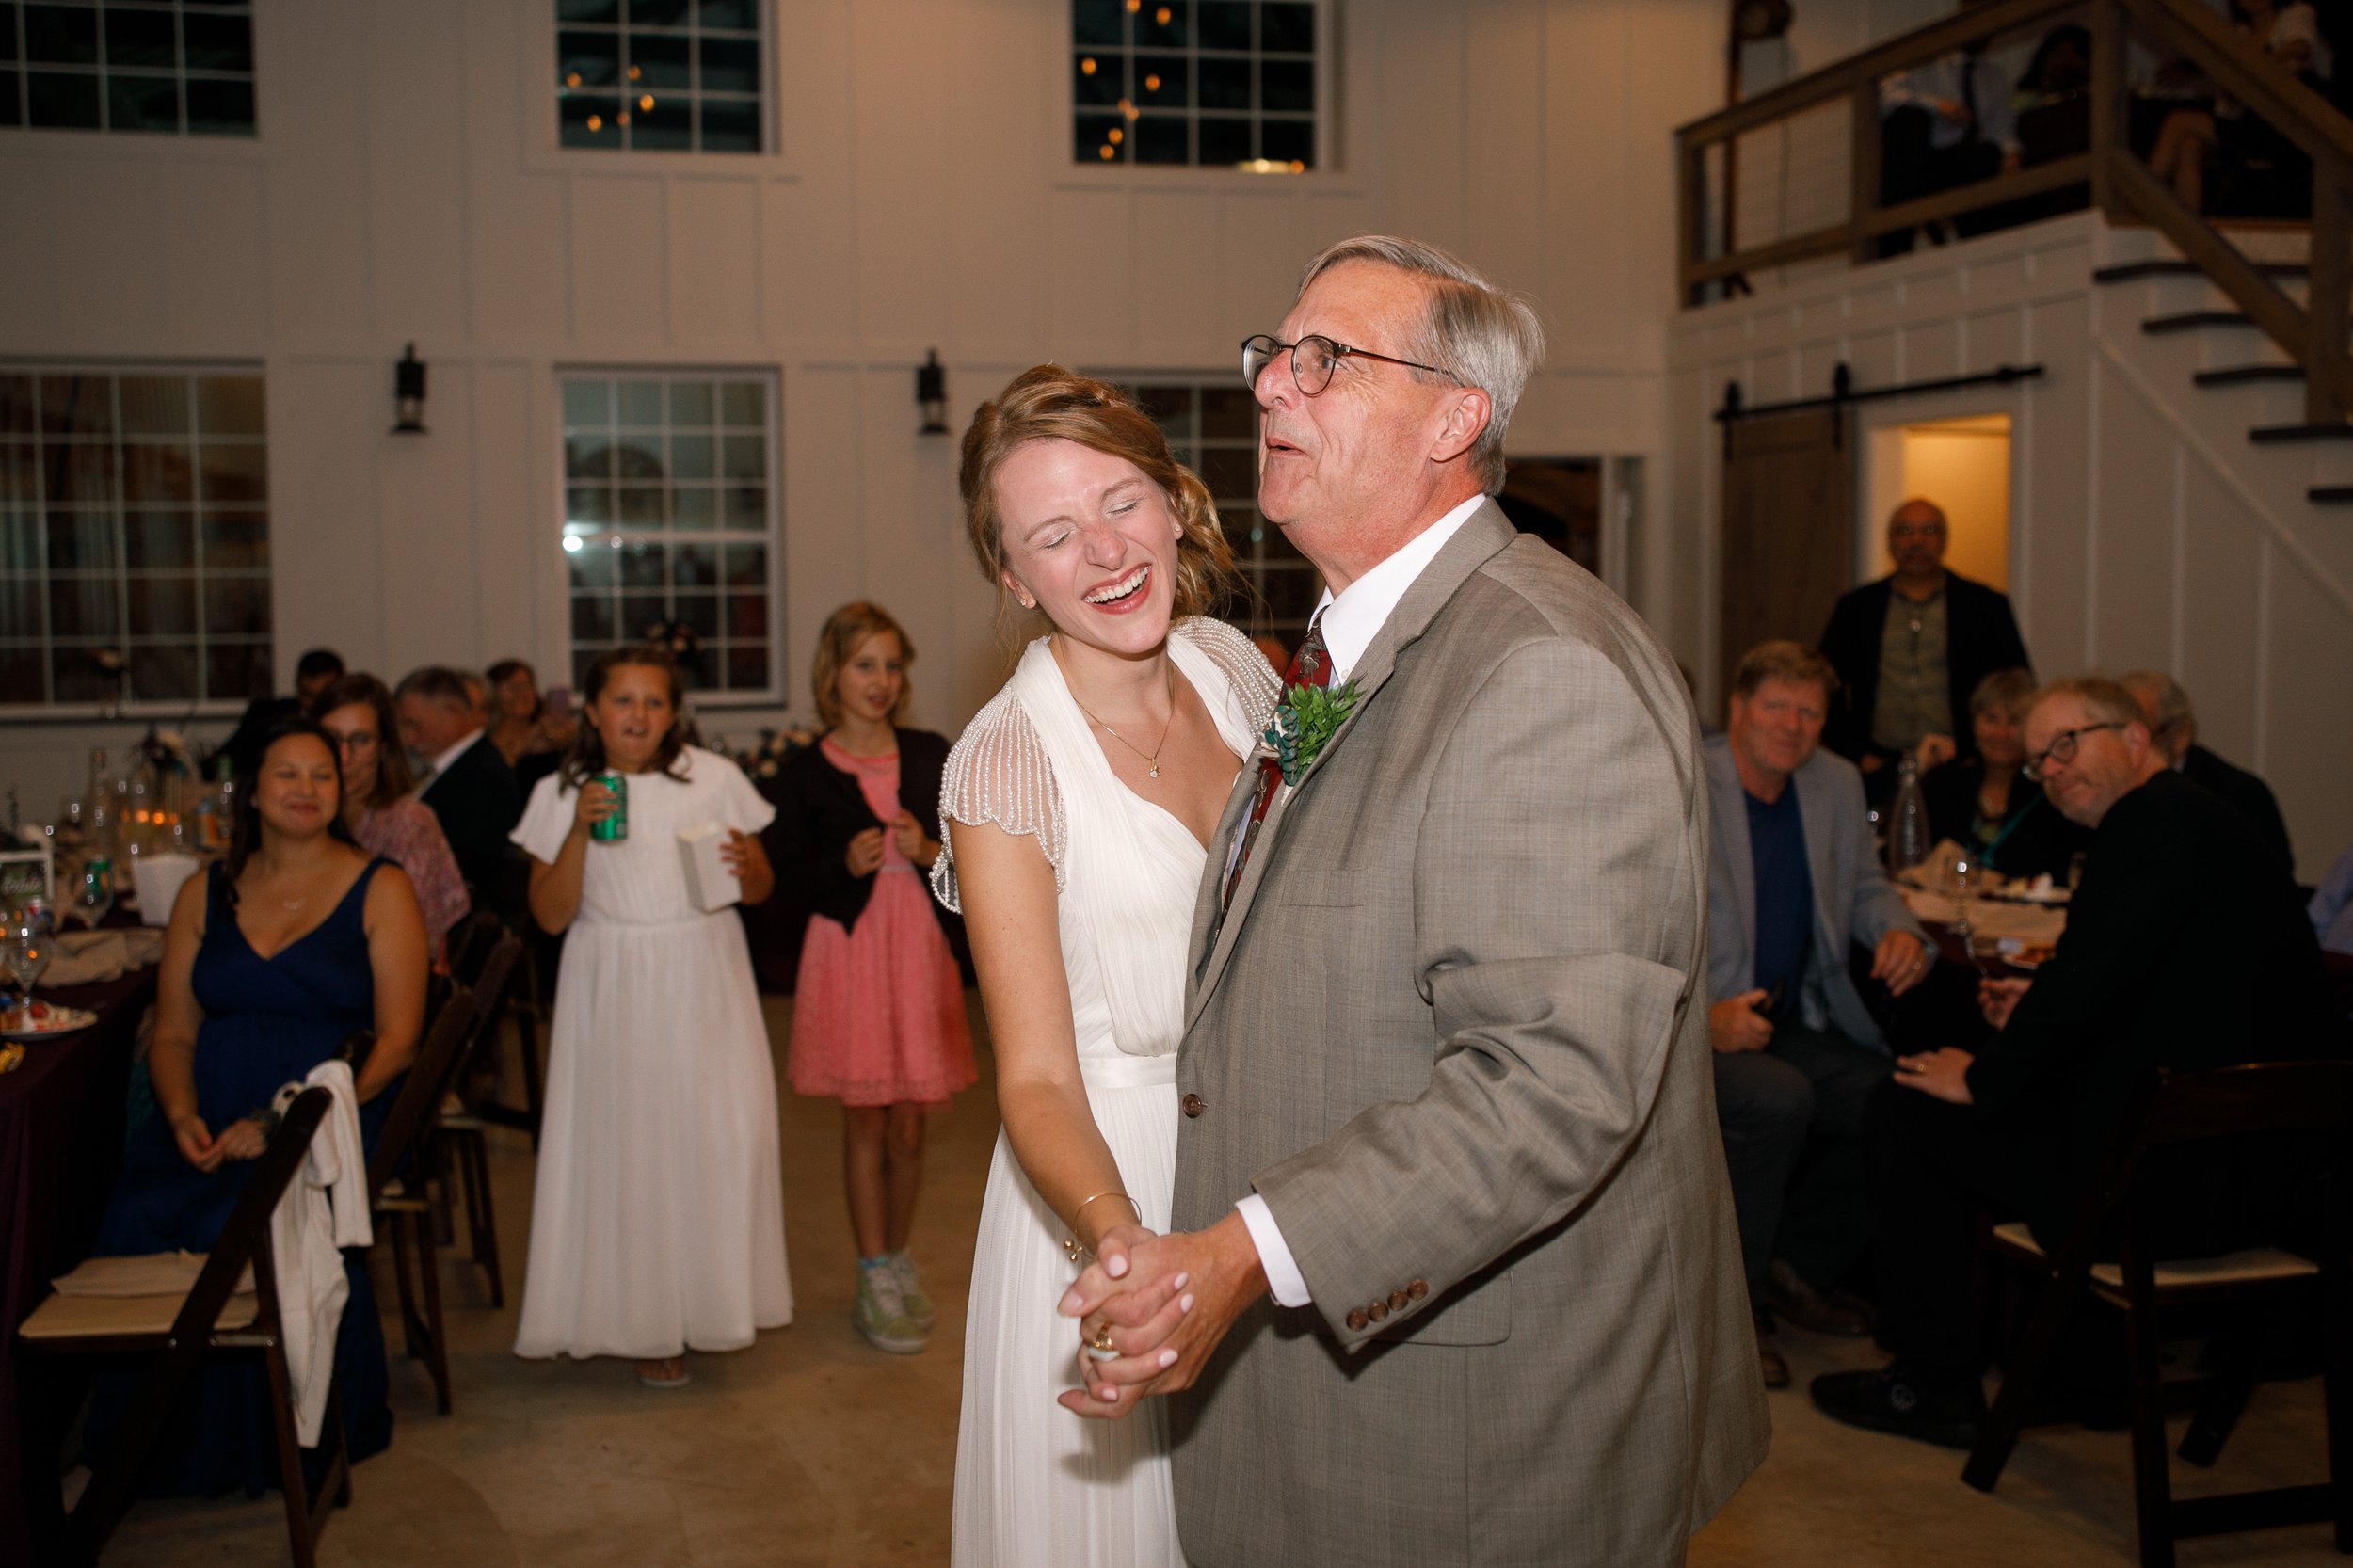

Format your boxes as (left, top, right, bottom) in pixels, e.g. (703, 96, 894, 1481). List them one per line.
(1719, 408, 1852, 712)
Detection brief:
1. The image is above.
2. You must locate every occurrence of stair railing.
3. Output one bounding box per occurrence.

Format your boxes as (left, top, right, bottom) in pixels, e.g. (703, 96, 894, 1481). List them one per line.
(1676, 0, 2353, 423)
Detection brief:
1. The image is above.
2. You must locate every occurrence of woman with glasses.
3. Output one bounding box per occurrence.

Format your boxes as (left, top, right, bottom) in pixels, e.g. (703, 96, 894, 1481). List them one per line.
(312, 672, 471, 968)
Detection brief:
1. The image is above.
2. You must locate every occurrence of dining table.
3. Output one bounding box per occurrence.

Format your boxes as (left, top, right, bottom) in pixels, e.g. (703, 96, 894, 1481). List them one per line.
(0, 962, 157, 1563)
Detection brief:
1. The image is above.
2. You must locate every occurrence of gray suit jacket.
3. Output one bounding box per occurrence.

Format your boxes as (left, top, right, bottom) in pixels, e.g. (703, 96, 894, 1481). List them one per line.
(1171, 503, 1768, 1568)
(1702, 736, 1929, 1048)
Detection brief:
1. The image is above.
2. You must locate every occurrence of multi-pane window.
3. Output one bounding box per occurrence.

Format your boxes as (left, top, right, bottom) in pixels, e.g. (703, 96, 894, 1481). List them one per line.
(1073, 0, 1316, 170)
(561, 373, 776, 697)
(556, 0, 763, 153)
(1127, 380, 1320, 642)
(0, 1, 256, 136)
(0, 368, 271, 712)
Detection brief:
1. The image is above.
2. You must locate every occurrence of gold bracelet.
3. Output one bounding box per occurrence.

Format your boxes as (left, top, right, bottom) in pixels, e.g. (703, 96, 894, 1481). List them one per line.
(1062, 1191, 1141, 1264)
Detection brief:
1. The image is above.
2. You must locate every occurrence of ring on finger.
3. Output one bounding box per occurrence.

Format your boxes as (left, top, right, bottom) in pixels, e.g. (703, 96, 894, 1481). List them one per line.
(1085, 1324, 1118, 1361)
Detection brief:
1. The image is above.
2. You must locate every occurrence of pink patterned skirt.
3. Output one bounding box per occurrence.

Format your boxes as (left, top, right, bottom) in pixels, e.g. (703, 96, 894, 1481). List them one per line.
(789, 865, 974, 1106)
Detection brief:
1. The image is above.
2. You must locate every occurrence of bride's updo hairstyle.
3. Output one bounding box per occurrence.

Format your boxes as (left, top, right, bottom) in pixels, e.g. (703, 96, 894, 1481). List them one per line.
(956, 364, 1241, 629)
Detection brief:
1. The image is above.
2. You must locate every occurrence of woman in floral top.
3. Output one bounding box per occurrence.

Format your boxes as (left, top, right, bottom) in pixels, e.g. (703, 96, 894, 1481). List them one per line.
(311, 672, 472, 968)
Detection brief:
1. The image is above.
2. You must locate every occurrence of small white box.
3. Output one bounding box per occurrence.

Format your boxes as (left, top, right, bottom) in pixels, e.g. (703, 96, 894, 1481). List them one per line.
(132, 853, 203, 928)
(676, 822, 743, 913)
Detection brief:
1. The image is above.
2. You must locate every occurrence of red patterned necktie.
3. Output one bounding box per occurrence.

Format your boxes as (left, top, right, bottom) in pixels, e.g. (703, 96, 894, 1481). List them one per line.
(1222, 612, 1330, 910)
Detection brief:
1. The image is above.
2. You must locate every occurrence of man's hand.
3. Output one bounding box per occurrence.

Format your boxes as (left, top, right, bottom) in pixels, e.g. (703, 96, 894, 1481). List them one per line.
(1708, 990, 1773, 1054)
(1978, 975, 2031, 1029)
(1057, 1210, 1267, 1419)
(1871, 930, 1931, 997)
(1895, 1047, 1975, 1105)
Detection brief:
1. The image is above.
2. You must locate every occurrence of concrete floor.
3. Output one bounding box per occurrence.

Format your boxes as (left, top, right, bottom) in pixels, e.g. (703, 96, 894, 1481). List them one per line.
(92, 994, 2344, 1567)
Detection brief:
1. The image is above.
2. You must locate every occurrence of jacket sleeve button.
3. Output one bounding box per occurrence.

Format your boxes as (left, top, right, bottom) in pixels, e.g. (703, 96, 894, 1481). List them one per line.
(1388, 1290, 1409, 1312)
(1345, 1308, 1369, 1331)
(1367, 1301, 1389, 1323)
(1407, 1278, 1429, 1300)
(1180, 1093, 1205, 1118)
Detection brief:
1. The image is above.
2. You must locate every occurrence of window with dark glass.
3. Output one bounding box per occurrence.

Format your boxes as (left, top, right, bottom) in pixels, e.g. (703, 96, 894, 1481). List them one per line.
(1, 0, 256, 136)
(557, 0, 764, 153)
(1123, 379, 1318, 642)
(0, 367, 271, 712)
(561, 372, 777, 697)
(1074, 0, 1317, 170)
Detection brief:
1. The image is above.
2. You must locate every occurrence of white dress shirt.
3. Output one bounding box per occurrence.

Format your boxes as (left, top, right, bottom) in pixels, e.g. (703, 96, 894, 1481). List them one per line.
(414, 725, 486, 795)
(1232, 492, 1486, 1308)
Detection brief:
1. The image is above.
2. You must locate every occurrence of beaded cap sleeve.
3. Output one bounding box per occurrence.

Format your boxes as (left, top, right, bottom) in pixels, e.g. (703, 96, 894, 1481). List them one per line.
(1175, 616, 1281, 739)
(931, 688, 1066, 912)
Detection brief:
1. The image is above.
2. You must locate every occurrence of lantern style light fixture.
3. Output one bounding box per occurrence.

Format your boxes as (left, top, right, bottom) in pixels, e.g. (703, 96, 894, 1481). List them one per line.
(917, 349, 948, 436)
(392, 344, 428, 434)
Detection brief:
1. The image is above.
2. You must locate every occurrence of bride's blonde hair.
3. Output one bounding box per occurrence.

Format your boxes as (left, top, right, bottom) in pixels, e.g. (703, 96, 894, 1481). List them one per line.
(956, 365, 1241, 629)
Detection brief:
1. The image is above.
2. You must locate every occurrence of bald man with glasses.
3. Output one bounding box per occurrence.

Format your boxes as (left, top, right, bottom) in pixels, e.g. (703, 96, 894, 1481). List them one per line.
(1812, 677, 2344, 1448)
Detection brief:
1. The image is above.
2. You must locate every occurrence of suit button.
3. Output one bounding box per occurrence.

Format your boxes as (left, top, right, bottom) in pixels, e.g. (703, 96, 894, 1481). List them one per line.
(1346, 1308, 1369, 1331)
(1180, 1093, 1205, 1119)
(1407, 1279, 1429, 1301)
(1388, 1290, 1409, 1312)
(1367, 1301, 1389, 1323)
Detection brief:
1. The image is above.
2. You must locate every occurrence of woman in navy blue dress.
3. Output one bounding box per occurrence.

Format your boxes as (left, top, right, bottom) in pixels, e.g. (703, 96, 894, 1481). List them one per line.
(88, 718, 429, 1496)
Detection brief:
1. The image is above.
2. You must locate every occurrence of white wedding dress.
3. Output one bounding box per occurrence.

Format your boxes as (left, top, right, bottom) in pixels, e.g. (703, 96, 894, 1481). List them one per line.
(936, 617, 1276, 1568)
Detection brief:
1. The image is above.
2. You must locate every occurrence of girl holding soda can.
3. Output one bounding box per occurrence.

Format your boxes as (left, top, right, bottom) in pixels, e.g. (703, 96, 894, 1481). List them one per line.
(510, 644, 793, 1390)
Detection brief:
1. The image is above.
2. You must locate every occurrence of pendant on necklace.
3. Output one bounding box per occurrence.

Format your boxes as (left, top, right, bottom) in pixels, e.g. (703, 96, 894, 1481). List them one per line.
(1150, 765, 1160, 778)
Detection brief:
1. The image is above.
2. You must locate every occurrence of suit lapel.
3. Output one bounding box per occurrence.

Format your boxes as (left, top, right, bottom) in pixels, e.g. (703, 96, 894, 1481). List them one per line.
(1710, 748, 1759, 973)
(1791, 758, 1842, 980)
(1184, 502, 1518, 1031)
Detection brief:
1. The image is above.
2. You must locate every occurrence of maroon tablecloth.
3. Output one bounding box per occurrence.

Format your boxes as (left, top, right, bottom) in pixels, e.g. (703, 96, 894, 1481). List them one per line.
(0, 967, 154, 1563)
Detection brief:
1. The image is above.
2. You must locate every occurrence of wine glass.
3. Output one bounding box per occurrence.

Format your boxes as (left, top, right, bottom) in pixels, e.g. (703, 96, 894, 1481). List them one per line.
(72, 860, 115, 931)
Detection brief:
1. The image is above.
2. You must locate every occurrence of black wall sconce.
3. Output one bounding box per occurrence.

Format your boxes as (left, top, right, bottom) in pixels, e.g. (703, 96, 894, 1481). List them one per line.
(917, 349, 948, 435)
(392, 344, 427, 434)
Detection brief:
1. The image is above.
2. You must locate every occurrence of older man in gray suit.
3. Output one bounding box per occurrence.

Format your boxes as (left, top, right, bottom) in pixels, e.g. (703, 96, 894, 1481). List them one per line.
(1063, 237, 1767, 1565)
(1705, 640, 1933, 1387)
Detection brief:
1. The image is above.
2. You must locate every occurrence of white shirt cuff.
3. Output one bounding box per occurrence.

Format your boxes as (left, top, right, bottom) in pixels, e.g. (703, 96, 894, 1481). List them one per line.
(1235, 1193, 1312, 1307)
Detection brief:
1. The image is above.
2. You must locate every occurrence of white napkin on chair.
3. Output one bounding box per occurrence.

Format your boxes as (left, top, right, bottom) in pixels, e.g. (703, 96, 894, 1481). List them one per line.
(268, 1059, 373, 1447)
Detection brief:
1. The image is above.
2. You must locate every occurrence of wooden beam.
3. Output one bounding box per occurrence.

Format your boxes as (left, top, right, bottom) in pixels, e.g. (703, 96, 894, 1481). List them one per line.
(1850, 79, 1882, 265)
(1859, 153, 2094, 238)
(2308, 175, 2350, 423)
(1685, 225, 1853, 286)
(2089, 0, 2127, 221)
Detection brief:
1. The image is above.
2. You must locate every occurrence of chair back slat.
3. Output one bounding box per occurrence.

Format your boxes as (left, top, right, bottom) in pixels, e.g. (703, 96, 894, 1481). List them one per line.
(168, 1085, 333, 1345)
(365, 989, 478, 1203)
(2140, 1060, 2353, 1146)
(450, 911, 505, 987)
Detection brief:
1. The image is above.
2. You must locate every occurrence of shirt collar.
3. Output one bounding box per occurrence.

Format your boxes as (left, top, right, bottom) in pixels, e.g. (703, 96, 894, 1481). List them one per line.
(426, 727, 484, 778)
(1310, 494, 1486, 685)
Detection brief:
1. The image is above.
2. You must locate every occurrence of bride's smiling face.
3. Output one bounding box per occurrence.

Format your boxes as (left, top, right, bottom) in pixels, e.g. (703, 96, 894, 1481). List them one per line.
(992, 438, 1183, 661)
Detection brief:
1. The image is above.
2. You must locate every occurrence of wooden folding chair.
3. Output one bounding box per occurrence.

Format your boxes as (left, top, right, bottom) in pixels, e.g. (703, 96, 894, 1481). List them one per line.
(16, 1087, 348, 1568)
(433, 936, 524, 1310)
(365, 989, 478, 1416)
(1963, 1061, 2353, 1568)
(456, 911, 548, 1152)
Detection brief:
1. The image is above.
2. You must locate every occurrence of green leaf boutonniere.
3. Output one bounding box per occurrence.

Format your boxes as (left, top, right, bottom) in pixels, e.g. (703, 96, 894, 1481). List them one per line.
(1264, 679, 1362, 787)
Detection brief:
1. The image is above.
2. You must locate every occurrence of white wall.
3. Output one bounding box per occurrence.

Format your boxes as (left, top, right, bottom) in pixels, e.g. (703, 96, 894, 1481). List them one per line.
(1, 0, 1753, 811)
(1666, 211, 2353, 881)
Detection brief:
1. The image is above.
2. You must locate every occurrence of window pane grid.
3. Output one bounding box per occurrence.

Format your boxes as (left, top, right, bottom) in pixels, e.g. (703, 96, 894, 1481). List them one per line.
(1117, 377, 1314, 641)
(561, 372, 777, 699)
(557, 0, 766, 153)
(1074, 1, 1316, 171)
(0, 364, 270, 711)
(1, 0, 255, 137)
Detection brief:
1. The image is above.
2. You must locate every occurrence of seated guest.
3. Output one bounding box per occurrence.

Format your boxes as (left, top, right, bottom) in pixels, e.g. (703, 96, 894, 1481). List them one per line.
(1706, 641, 1937, 1386)
(1919, 667, 2089, 882)
(86, 719, 429, 1494)
(2118, 668, 2294, 872)
(1819, 499, 2031, 793)
(312, 672, 470, 967)
(1877, 41, 2020, 255)
(395, 664, 523, 897)
(218, 646, 344, 779)
(486, 657, 576, 792)
(1812, 678, 2345, 1447)
(2314, 843, 2353, 955)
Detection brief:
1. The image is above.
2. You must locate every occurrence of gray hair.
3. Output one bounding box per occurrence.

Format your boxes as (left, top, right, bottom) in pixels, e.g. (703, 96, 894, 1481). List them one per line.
(2028, 676, 2148, 733)
(1296, 235, 1545, 494)
(2115, 668, 2192, 752)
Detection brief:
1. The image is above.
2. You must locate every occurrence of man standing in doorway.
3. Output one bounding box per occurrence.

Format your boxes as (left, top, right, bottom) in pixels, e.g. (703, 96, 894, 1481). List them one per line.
(1818, 497, 2029, 792)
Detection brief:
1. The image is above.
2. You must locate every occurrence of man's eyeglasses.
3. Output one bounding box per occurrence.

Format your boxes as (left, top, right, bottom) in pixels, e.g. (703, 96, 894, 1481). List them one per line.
(1241, 333, 1454, 397)
(2023, 721, 2123, 781)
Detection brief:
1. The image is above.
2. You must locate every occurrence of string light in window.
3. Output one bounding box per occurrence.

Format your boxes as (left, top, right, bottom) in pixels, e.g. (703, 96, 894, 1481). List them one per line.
(639, 94, 654, 111)
(1099, 144, 1115, 160)
(1080, 56, 1096, 75)
(566, 72, 581, 88)
(1144, 72, 1160, 91)
(1108, 127, 1124, 144)
(586, 113, 604, 132)
(1157, 5, 1172, 22)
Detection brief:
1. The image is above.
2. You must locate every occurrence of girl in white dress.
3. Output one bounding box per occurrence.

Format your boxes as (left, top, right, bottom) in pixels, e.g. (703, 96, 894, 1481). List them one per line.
(510, 646, 793, 1388)
(937, 368, 1276, 1567)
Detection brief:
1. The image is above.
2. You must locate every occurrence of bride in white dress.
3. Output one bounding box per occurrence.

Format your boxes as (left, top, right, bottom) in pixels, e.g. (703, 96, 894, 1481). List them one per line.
(935, 368, 1276, 1568)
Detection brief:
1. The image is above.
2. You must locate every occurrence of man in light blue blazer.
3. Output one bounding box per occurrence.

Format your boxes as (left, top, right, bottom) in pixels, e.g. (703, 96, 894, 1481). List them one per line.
(1707, 640, 1934, 1383)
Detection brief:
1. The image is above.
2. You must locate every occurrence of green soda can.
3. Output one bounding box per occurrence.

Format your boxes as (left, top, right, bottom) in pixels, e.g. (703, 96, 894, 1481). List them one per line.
(590, 771, 629, 841)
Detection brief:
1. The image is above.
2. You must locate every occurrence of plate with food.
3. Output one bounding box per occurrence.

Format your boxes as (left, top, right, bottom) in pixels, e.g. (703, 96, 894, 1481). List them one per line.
(2, 1000, 99, 1039)
(1995, 939, 2057, 970)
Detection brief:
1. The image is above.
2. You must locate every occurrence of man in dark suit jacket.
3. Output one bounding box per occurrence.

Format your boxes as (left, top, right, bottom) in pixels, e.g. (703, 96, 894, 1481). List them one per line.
(394, 664, 522, 898)
(1818, 499, 2031, 785)
(220, 647, 344, 778)
(2120, 668, 2295, 873)
(1812, 676, 2343, 1448)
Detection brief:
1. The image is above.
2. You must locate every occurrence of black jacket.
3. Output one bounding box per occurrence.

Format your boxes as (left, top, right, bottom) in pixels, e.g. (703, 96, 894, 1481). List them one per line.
(1818, 571, 2030, 765)
(1965, 770, 2344, 1240)
(1919, 756, 2089, 883)
(2182, 743, 2294, 873)
(419, 735, 523, 898)
(770, 728, 957, 941)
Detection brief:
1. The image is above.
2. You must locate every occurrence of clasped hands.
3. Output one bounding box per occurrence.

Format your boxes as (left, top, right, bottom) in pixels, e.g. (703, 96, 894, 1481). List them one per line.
(1895, 976, 2032, 1106)
(1055, 1210, 1267, 1420)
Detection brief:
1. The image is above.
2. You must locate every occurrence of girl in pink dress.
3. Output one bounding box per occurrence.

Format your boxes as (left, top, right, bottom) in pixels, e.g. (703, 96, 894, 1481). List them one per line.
(777, 602, 974, 1354)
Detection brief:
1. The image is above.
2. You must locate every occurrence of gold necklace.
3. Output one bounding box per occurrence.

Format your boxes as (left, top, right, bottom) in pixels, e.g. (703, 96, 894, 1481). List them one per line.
(1067, 660, 1179, 779)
